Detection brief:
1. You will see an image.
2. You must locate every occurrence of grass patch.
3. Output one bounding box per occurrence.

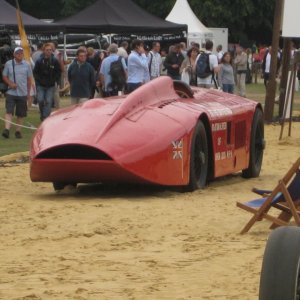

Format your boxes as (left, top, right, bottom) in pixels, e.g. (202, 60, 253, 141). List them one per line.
(0, 83, 299, 157)
(0, 96, 70, 157)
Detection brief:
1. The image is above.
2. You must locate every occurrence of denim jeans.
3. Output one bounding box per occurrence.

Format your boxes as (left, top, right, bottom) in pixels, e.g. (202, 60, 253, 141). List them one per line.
(222, 84, 234, 94)
(36, 85, 55, 121)
(168, 74, 181, 81)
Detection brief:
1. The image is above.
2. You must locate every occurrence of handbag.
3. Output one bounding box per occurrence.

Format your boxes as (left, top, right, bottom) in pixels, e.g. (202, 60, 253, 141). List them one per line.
(0, 81, 8, 93)
(181, 68, 190, 85)
(0, 63, 8, 93)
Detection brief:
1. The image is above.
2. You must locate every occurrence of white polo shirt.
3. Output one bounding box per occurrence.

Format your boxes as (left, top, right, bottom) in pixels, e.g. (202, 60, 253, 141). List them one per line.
(196, 51, 218, 85)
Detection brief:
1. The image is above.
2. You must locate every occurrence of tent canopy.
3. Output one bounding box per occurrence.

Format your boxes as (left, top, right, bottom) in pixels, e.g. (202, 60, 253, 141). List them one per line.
(55, 0, 187, 34)
(166, 0, 212, 39)
(0, 0, 61, 33)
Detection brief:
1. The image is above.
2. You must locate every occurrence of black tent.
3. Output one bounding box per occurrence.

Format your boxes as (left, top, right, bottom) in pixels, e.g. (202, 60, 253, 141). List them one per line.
(0, 0, 61, 33)
(55, 0, 187, 34)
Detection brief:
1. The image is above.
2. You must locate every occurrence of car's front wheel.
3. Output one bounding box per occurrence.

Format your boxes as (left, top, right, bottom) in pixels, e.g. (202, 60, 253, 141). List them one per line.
(186, 121, 208, 191)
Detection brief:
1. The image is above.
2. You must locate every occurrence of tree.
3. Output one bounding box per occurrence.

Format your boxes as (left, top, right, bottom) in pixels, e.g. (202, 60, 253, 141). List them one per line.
(134, 0, 275, 44)
(6, 0, 61, 19)
(60, 0, 96, 17)
(6, 0, 95, 19)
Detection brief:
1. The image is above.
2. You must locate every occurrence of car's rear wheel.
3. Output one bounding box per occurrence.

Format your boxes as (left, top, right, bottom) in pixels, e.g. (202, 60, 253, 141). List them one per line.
(53, 182, 77, 191)
(186, 121, 208, 191)
(242, 108, 264, 178)
(259, 227, 300, 300)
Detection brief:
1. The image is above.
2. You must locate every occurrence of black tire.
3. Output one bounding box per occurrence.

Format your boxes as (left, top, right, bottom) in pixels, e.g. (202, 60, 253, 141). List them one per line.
(186, 121, 208, 191)
(242, 108, 264, 178)
(53, 182, 77, 191)
(259, 227, 300, 300)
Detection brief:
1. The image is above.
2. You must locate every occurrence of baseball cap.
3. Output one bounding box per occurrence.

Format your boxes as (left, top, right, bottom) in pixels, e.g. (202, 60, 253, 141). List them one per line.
(14, 47, 24, 53)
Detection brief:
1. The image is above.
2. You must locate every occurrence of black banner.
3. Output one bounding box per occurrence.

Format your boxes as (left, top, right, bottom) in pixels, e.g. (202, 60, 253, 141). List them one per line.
(11, 33, 61, 43)
(112, 33, 185, 43)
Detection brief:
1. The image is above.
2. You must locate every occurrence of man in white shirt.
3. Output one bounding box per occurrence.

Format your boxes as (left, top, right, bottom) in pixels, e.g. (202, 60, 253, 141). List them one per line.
(262, 46, 281, 88)
(148, 42, 162, 80)
(196, 40, 219, 88)
(216, 45, 224, 63)
(263, 47, 271, 88)
(127, 39, 150, 93)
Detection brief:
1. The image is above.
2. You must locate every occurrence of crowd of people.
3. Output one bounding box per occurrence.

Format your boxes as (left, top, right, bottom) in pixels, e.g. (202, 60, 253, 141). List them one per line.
(1, 38, 300, 139)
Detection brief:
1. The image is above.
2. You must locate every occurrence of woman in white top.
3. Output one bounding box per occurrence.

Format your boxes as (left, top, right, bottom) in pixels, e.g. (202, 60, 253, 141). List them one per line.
(180, 47, 199, 86)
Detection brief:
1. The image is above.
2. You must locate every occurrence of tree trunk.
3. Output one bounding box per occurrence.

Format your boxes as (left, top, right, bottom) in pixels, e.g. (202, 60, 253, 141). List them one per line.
(264, 0, 284, 122)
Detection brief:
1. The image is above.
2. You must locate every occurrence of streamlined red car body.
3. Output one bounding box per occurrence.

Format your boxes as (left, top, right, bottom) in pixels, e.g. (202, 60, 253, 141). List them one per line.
(30, 76, 264, 190)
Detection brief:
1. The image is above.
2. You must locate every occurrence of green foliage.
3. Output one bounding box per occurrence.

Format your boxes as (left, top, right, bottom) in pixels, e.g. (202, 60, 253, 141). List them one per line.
(6, 0, 61, 19)
(133, 0, 174, 18)
(60, 0, 96, 17)
(133, 0, 275, 43)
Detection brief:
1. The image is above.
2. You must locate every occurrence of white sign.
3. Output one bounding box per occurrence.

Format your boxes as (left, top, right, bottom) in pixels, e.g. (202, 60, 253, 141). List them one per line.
(282, 0, 300, 38)
(284, 71, 298, 119)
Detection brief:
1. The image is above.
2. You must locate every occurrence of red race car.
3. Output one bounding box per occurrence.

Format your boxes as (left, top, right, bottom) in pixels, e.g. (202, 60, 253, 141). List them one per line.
(30, 77, 265, 191)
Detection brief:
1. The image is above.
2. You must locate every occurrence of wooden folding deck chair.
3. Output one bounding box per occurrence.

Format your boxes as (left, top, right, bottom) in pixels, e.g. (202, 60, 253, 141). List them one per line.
(237, 157, 300, 234)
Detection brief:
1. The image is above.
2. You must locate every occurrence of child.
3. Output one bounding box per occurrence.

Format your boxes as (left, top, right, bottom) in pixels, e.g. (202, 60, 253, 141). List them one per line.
(218, 52, 235, 94)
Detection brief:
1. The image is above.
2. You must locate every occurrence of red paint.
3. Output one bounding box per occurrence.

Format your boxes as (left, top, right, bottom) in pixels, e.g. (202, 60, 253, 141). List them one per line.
(30, 77, 261, 187)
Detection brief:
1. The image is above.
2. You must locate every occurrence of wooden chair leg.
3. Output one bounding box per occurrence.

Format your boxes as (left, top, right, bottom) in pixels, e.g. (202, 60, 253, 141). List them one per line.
(281, 182, 300, 227)
(270, 211, 292, 229)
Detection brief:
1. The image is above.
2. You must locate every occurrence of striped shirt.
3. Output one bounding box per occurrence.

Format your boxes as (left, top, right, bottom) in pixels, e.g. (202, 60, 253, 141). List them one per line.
(148, 51, 162, 78)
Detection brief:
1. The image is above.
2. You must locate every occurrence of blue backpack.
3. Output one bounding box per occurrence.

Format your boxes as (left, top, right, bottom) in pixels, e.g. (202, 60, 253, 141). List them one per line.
(196, 52, 211, 78)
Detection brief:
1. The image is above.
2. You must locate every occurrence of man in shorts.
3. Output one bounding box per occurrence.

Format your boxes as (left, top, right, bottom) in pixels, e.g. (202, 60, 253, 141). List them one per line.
(2, 47, 32, 139)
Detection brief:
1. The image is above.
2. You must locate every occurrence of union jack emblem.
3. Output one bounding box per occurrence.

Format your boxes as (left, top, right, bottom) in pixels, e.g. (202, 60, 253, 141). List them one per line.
(172, 140, 183, 160)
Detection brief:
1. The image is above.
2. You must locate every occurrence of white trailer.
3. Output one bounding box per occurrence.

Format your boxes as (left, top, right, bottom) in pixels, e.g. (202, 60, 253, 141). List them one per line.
(208, 27, 228, 52)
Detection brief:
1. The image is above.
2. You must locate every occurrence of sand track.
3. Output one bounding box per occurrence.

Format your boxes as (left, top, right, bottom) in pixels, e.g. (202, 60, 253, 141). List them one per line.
(0, 124, 299, 300)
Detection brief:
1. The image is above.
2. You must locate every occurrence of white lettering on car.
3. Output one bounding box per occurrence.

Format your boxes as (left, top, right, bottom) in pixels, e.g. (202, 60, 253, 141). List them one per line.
(215, 150, 233, 161)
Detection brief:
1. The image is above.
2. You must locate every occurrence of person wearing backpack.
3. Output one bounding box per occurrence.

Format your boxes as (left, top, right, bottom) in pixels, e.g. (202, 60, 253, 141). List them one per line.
(195, 40, 219, 88)
(127, 39, 150, 93)
(99, 43, 127, 97)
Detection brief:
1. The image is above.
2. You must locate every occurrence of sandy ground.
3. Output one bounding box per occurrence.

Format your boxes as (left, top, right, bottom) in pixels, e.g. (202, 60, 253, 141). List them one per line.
(0, 123, 299, 300)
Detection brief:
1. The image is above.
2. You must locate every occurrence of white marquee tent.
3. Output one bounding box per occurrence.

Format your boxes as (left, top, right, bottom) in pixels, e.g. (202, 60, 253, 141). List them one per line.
(166, 0, 213, 46)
